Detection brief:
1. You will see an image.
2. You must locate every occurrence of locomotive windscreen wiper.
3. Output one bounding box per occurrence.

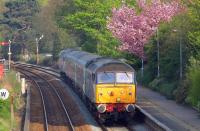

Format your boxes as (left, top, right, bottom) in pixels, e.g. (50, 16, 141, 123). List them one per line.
(125, 72, 130, 78)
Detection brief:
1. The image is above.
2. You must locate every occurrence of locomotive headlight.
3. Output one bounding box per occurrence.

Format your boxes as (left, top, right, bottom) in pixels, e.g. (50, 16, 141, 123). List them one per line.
(126, 104, 135, 112)
(97, 104, 106, 113)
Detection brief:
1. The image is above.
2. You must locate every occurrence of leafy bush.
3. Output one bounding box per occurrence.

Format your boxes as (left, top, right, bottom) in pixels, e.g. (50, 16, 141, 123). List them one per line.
(27, 54, 53, 66)
(186, 58, 200, 108)
(148, 78, 164, 90)
(148, 78, 177, 99)
(159, 82, 177, 99)
(27, 57, 36, 64)
(40, 57, 52, 66)
(137, 66, 155, 86)
(174, 79, 189, 103)
(38, 0, 49, 6)
(0, 71, 22, 130)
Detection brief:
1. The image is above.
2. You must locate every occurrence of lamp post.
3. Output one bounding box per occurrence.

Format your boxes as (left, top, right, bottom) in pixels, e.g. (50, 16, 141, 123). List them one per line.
(8, 40, 12, 70)
(36, 35, 44, 64)
(179, 34, 183, 79)
(173, 29, 182, 79)
(157, 29, 160, 78)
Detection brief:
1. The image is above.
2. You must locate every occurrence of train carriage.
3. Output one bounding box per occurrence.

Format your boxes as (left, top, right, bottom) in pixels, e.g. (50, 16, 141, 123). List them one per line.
(59, 49, 136, 120)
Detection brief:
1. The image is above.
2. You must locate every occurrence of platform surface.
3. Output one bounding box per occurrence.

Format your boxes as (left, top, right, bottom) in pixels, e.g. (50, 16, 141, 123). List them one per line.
(137, 86, 200, 131)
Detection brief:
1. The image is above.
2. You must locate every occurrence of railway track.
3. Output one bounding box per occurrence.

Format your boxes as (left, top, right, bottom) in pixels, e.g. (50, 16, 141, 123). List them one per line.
(15, 65, 75, 131)
(14, 62, 171, 131)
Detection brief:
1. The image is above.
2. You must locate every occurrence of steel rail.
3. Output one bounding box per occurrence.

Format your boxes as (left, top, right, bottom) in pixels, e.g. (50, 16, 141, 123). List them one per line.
(15, 65, 75, 131)
(31, 78, 49, 131)
(47, 80, 75, 131)
(19, 70, 49, 131)
(14, 62, 59, 75)
(13, 63, 60, 81)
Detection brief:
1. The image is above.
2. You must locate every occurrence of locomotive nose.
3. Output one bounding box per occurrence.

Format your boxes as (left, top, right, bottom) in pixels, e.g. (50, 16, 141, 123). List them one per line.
(126, 104, 135, 112)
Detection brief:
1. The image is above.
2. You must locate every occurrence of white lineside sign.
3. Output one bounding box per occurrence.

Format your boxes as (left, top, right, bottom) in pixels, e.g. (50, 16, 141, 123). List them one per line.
(21, 78, 26, 94)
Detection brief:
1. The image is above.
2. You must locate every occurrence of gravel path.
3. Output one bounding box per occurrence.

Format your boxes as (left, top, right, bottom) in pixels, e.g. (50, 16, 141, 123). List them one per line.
(137, 86, 200, 131)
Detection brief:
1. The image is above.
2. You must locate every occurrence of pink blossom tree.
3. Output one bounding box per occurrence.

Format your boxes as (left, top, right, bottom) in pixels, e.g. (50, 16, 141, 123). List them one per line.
(107, 0, 184, 78)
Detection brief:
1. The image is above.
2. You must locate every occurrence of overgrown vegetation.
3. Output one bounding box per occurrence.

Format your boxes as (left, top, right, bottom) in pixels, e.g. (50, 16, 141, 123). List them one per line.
(0, 71, 22, 131)
(186, 58, 200, 110)
(184, 0, 200, 110)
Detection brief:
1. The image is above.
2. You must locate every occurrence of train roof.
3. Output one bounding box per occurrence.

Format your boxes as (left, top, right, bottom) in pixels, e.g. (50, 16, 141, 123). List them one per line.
(62, 49, 100, 66)
(60, 49, 135, 73)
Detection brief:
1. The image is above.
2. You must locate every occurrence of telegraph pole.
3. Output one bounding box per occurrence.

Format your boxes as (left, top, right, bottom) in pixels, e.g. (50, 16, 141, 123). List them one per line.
(10, 95, 14, 130)
(8, 40, 12, 70)
(180, 34, 183, 79)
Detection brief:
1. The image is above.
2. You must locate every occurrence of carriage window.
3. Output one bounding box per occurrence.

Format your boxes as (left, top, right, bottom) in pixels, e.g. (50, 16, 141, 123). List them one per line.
(116, 72, 134, 83)
(97, 72, 115, 84)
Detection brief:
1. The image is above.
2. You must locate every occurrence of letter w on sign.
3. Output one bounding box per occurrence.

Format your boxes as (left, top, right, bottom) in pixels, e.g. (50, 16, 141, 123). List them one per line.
(1, 92, 6, 97)
(0, 89, 9, 100)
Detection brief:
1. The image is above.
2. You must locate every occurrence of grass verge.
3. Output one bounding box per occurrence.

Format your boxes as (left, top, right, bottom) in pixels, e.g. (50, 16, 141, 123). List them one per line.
(0, 71, 23, 131)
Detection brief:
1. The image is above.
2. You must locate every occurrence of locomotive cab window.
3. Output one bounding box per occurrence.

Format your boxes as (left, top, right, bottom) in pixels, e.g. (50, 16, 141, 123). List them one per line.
(97, 72, 134, 84)
(97, 72, 115, 84)
(116, 72, 134, 84)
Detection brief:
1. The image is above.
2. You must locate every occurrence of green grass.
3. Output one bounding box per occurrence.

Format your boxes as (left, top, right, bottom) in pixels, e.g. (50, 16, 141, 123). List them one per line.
(0, 100, 10, 131)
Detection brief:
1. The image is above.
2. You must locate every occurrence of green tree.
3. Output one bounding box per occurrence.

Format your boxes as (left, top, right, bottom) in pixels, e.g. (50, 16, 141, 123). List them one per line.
(184, 0, 200, 109)
(56, 0, 136, 58)
(0, 0, 39, 60)
(33, 0, 77, 54)
(139, 12, 193, 99)
(52, 32, 61, 60)
(187, 0, 200, 59)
